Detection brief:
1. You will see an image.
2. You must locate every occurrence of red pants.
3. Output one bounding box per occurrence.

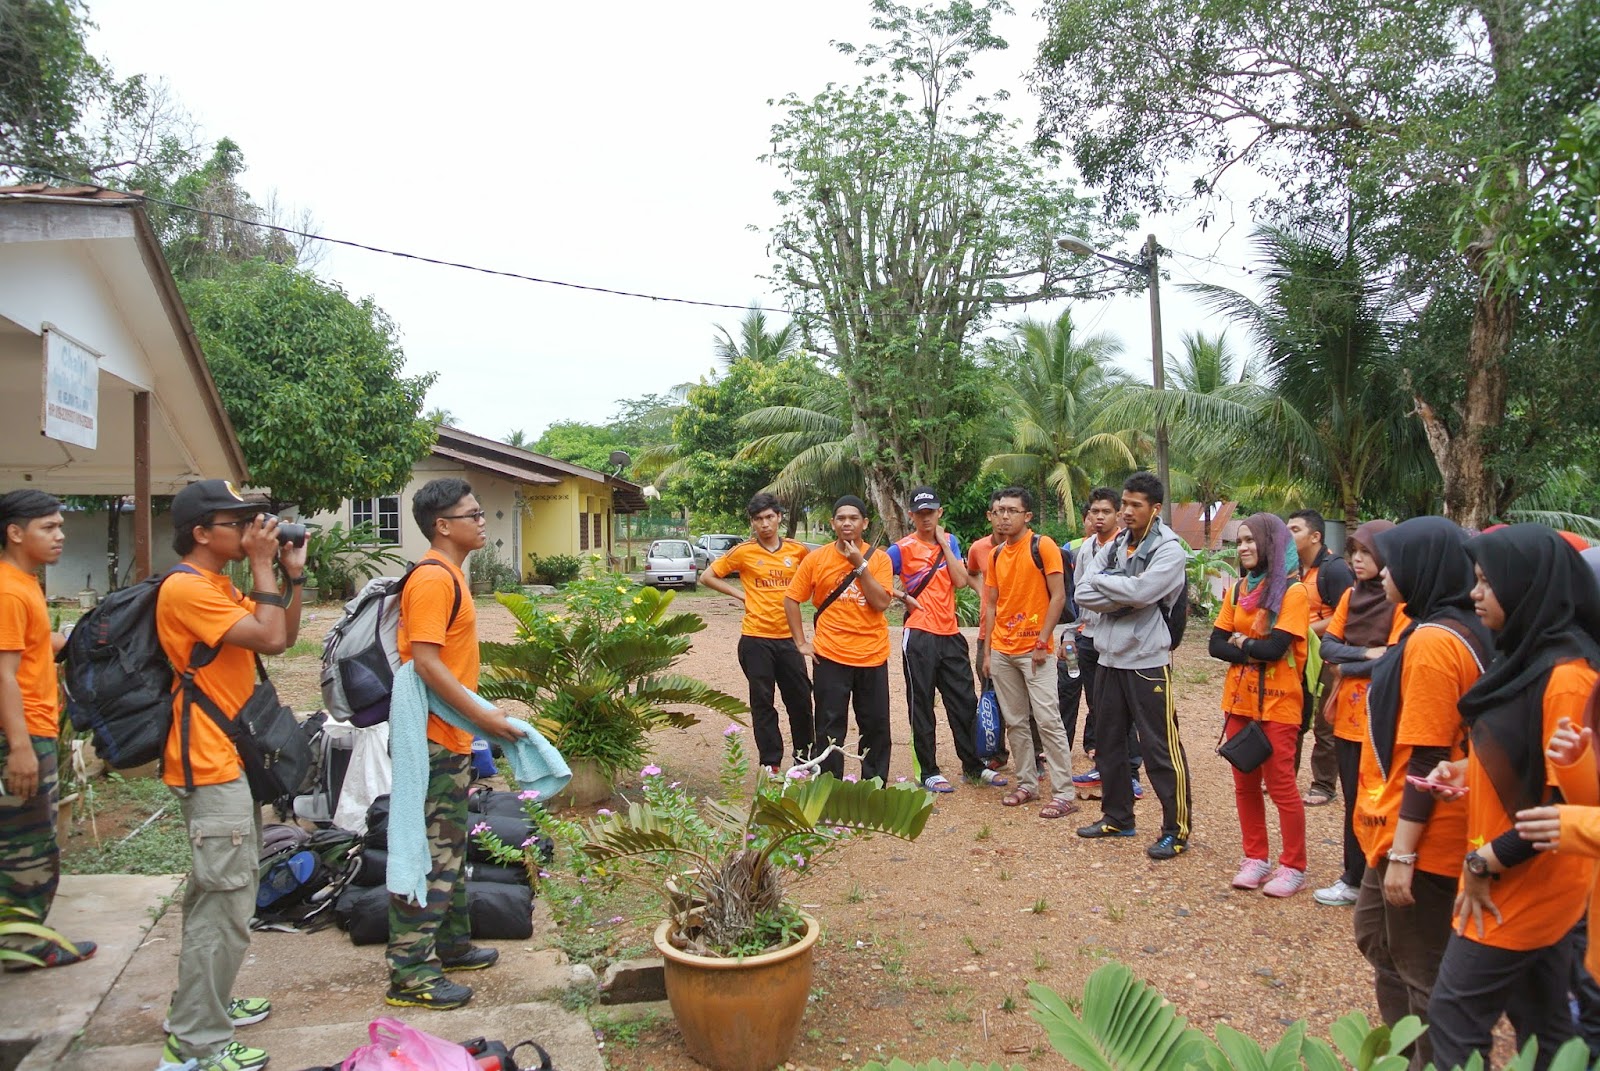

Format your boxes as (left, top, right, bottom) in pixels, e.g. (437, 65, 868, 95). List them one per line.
(1226, 714, 1307, 870)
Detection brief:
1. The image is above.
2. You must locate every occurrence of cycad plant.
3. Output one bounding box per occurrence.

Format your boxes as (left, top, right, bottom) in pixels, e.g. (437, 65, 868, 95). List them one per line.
(479, 573, 748, 779)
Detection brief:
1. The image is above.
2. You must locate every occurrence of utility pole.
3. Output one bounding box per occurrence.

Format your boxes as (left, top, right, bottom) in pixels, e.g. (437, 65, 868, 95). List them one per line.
(1145, 234, 1169, 495)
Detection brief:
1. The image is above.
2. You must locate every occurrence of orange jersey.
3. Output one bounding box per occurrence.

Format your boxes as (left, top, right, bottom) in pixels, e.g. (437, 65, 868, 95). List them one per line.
(890, 533, 961, 636)
(1353, 624, 1482, 876)
(0, 561, 58, 738)
(1301, 564, 1335, 622)
(157, 565, 257, 788)
(787, 544, 892, 667)
(1458, 660, 1600, 950)
(1213, 581, 1311, 726)
(1325, 590, 1411, 742)
(712, 539, 808, 639)
(398, 550, 477, 755)
(966, 535, 995, 579)
(986, 533, 1063, 656)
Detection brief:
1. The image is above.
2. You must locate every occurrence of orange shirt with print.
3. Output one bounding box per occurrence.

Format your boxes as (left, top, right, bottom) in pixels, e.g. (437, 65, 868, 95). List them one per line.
(986, 532, 1063, 656)
(1213, 581, 1310, 726)
(712, 539, 808, 639)
(893, 533, 961, 637)
(966, 535, 995, 578)
(0, 560, 59, 738)
(787, 544, 892, 667)
(398, 551, 476, 755)
(1353, 625, 1481, 875)
(1301, 564, 1336, 622)
(157, 566, 257, 788)
(1324, 590, 1411, 742)
(1457, 659, 1600, 951)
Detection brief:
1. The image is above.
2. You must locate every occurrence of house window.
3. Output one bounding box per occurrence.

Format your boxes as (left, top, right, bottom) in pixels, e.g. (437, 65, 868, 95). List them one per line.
(592, 513, 602, 549)
(579, 511, 590, 551)
(352, 496, 401, 544)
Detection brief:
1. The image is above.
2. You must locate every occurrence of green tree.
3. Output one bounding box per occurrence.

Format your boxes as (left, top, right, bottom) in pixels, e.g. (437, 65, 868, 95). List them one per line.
(737, 366, 867, 514)
(531, 421, 630, 472)
(505, 428, 531, 449)
(181, 262, 437, 515)
(768, 0, 1127, 536)
(713, 308, 800, 367)
(980, 310, 1137, 525)
(1032, 0, 1600, 527)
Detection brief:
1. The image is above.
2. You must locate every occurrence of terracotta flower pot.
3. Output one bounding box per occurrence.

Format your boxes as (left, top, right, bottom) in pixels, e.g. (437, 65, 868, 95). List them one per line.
(652, 912, 819, 1071)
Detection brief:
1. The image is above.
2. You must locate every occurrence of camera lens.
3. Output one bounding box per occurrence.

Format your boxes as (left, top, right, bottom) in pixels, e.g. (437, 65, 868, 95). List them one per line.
(276, 522, 307, 548)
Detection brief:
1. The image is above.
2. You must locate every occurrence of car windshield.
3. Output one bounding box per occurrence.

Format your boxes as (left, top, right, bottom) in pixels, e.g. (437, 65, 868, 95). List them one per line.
(708, 535, 740, 551)
(652, 541, 692, 558)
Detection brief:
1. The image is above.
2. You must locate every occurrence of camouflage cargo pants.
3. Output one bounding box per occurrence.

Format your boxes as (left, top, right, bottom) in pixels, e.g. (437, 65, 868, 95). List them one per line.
(386, 742, 472, 986)
(0, 736, 60, 956)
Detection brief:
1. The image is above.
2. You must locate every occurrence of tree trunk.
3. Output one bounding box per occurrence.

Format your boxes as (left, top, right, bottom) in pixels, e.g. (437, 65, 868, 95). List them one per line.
(1202, 504, 1212, 550)
(865, 465, 907, 543)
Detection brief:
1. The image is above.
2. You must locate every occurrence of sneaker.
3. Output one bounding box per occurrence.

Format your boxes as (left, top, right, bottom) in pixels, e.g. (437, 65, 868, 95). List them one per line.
(1146, 833, 1186, 860)
(163, 997, 272, 1032)
(1231, 857, 1272, 890)
(1313, 878, 1358, 906)
(385, 975, 473, 1010)
(1262, 866, 1307, 898)
(762, 764, 781, 776)
(440, 945, 500, 972)
(1071, 768, 1102, 786)
(157, 1036, 269, 1071)
(1131, 779, 1145, 800)
(2, 937, 95, 972)
(1076, 820, 1136, 839)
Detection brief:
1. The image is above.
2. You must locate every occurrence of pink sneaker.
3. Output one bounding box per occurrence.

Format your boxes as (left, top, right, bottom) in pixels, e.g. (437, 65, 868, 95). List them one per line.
(1262, 866, 1307, 898)
(1231, 858, 1272, 890)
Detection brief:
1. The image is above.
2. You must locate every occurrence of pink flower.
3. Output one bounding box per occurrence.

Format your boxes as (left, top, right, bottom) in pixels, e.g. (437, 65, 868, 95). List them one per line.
(669, 781, 682, 789)
(895, 776, 907, 783)
(795, 855, 806, 867)
(596, 808, 613, 817)
(538, 870, 551, 879)
(843, 774, 858, 783)
(608, 915, 624, 924)
(786, 768, 811, 781)
(521, 837, 537, 848)
(723, 724, 742, 736)
(471, 822, 490, 835)
(641, 764, 662, 778)
(518, 789, 540, 801)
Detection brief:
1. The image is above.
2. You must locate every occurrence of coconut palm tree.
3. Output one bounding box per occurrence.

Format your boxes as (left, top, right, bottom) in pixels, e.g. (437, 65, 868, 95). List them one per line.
(980, 310, 1139, 525)
(713, 308, 800, 367)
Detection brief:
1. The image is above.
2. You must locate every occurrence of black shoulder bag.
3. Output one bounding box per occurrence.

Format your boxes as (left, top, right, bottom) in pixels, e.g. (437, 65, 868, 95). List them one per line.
(181, 646, 313, 803)
(814, 547, 877, 620)
(1214, 579, 1272, 773)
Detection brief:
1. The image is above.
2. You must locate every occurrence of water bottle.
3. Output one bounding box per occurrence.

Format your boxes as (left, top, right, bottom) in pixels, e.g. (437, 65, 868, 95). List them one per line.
(1062, 633, 1080, 678)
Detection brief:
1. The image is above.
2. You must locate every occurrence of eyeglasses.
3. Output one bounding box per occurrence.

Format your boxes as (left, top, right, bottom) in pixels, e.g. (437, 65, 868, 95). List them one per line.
(440, 510, 487, 522)
(206, 519, 252, 531)
(991, 507, 1029, 516)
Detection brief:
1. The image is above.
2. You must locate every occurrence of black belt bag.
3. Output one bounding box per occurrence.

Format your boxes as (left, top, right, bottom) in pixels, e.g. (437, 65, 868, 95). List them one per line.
(182, 648, 313, 803)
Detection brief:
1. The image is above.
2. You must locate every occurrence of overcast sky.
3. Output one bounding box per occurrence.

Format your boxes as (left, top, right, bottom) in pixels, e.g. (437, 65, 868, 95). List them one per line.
(88, 1, 1260, 445)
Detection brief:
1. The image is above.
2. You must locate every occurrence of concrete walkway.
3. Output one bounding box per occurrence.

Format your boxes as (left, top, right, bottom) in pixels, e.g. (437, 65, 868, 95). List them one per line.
(0, 874, 602, 1071)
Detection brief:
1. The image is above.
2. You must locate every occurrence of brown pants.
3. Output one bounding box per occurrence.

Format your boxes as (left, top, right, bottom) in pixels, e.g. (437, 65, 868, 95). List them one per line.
(1352, 860, 1458, 1071)
(1296, 672, 1339, 797)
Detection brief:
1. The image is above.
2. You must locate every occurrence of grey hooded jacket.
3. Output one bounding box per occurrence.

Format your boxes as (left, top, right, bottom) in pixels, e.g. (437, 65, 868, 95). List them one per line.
(1073, 517, 1187, 670)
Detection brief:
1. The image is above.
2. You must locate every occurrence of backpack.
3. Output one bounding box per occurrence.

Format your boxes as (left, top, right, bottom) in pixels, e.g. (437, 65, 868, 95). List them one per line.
(1066, 535, 1187, 650)
(253, 822, 361, 932)
(321, 560, 460, 726)
(62, 564, 200, 769)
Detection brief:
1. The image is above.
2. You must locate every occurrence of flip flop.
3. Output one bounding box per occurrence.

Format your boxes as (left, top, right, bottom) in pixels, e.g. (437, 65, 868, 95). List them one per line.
(1302, 789, 1335, 807)
(978, 768, 1009, 787)
(923, 775, 955, 794)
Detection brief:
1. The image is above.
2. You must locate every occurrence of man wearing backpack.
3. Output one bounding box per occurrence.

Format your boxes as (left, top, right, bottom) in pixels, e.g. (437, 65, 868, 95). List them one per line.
(1073, 472, 1193, 861)
(0, 490, 95, 972)
(156, 480, 304, 1071)
(387, 477, 524, 1011)
(1286, 509, 1355, 807)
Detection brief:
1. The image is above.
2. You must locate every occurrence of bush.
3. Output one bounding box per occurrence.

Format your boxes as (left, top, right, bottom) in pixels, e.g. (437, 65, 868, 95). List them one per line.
(471, 543, 523, 593)
(529, 553, 583, 586)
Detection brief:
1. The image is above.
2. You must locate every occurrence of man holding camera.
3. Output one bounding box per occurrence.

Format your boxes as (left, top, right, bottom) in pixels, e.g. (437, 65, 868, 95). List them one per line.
(156, 480, 304, 1071)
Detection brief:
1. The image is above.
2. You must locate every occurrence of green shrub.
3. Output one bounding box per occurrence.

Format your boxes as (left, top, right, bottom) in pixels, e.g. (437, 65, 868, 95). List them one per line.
(528, 553, 584, 586)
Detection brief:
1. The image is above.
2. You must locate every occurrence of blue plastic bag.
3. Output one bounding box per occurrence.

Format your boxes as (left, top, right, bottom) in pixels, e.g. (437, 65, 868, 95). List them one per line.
(976, 678, 1003, 759)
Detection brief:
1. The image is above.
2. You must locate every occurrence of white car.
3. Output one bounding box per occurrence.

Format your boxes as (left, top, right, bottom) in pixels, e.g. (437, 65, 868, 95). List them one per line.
(645, 539, 700, 589)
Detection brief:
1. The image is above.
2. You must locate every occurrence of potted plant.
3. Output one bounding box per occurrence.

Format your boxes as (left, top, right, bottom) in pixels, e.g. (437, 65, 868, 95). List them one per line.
(474, 733, 934, 1071)
(470, 542, 522, 595)
(303, 521, 407, 602)
(478, 572, 747, 803)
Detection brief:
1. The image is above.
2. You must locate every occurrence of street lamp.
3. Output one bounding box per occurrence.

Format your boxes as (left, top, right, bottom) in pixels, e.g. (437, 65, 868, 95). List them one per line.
(1057, 233, 1168, 496)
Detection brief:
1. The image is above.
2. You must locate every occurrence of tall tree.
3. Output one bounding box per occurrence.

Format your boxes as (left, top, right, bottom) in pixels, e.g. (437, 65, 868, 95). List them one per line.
(1154, 332, 1259, 548)
(712, 308, 801, 367)
(1032, 0, 1600, 527)
(768, 0, 1126, 537)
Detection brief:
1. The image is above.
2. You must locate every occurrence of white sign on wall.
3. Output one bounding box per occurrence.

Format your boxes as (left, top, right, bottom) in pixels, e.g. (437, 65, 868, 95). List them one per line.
(41, 326, 100, 449)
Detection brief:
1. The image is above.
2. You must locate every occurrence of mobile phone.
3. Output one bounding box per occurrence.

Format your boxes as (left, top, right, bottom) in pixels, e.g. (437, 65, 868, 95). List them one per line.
(1406, 774, 1467, 795)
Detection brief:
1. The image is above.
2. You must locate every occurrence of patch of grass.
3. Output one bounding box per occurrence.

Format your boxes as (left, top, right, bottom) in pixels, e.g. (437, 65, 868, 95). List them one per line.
(974, 824, 992, 842)
(941, 1003, 972, 1024)
(593, 1011, 658, 1048)
(997, 867, 1011, 881)
(1179, 666, 1215, 685)
(806, 1028, 825, 1041)
(846, 882, 866, 904)
(1000, 993, 1019, 1013)
(285, 638, 320, 658)
(62, 774, 189, 876)
(557, 986, 595, 1012)
(1032, 948, 1050, 972)
(915, 977, 968, 998)
(1106, 904, 1125, 923)
(962, 934, 984, 957)
(1030, 897, 1048, 914)
(1077, 944, 1114, 962)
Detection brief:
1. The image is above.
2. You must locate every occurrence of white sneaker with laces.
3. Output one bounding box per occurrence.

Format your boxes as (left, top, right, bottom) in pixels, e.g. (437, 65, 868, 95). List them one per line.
(1313, 878, 1359, 906)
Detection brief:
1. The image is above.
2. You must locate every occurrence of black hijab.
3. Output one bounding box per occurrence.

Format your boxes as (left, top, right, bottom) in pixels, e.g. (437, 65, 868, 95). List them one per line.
(1459, 525, 1600, 815)
(1365, 517, 1492, 778)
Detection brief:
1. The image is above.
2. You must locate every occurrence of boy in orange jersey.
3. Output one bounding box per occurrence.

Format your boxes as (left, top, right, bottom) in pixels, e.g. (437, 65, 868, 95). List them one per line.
(0, 490, 93, 972)
(701, 493, 812, 773)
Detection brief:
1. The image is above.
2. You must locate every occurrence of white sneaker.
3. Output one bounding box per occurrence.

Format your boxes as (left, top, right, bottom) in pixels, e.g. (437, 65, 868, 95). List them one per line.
(1313, 878, 1359, 906)
(1231, 857, 1272, 890)
(1262, 866, 1307, 898)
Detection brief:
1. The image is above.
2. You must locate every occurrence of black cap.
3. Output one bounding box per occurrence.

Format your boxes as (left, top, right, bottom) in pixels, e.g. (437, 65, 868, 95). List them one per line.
(171, 479, 254, 532)
(908, 486, 942, 512)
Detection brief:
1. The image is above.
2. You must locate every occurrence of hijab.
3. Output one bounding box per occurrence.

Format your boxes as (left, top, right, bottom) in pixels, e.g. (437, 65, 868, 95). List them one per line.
(1342, 520, 1397, 647)
(1236, 513, 1298, 622)
(1459, 525, 1600, 815)
(1365, 516, 1492, 778)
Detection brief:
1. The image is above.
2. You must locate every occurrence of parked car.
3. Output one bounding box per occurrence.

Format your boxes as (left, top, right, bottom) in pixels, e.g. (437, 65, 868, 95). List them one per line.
(645, 539, 700, 589)
(694, 533, 744, 572)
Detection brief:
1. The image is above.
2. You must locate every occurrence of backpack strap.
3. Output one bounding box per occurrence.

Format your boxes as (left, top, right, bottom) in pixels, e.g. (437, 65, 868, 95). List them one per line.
(815, 547, 875, 620)
(1030, 533, 1045, 575)
(403, 557, 463, 628)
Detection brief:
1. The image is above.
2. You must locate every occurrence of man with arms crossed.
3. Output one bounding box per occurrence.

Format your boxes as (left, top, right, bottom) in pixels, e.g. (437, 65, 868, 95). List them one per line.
(701, 493, 813, 774)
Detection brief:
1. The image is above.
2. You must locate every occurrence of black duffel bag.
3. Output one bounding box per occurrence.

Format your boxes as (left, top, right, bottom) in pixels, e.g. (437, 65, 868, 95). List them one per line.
(468, 881, 533, 940)
(334, 883, 389, 945)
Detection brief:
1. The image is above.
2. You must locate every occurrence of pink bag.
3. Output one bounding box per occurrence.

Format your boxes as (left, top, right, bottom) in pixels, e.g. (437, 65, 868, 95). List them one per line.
(342, 1017, 478, 1071)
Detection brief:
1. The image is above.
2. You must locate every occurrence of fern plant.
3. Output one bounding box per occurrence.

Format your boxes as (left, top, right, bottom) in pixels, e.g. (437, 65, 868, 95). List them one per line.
(479, 573, 747, 778)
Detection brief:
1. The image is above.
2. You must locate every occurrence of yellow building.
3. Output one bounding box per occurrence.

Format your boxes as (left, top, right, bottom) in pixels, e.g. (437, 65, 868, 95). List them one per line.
(312, 426, 645, 583)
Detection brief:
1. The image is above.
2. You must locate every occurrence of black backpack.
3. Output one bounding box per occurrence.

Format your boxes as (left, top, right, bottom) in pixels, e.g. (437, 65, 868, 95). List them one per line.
(62, 564, 199, 768)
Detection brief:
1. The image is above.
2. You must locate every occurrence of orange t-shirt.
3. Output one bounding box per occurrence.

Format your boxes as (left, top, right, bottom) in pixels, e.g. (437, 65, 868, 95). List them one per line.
(1301, 564, 1336, 622)
(1213, 581, 1311, 726)
(0, 561, 59, 738)
(786, 543, 892, 667)
(398, 551, 476, 755)
(712, 538, 808, 639)
(986, 532, 1063, 656)
(891, 533, 961, 637)
(966, 535, 995, 579)
(1457, 659, 1600, 950)
(1325, 590, 1411, 742)
(157, 565, 257, 788)
(1353, 624, 1481, 875)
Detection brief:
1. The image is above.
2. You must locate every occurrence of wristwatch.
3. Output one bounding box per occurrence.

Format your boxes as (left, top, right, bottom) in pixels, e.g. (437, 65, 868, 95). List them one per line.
(1464, 851, 1491, 878)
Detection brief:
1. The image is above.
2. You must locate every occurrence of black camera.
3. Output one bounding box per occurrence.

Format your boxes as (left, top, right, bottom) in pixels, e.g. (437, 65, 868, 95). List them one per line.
(275, 521, 307, 548)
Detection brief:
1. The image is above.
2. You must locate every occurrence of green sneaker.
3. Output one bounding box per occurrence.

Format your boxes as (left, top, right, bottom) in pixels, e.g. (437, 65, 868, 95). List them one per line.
(163, 996, 272, 1032)
(156, 1036, 270, 1071)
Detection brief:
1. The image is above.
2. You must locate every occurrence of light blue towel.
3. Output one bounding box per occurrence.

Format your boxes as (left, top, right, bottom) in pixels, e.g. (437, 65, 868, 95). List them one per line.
(387, 661, 572, 905)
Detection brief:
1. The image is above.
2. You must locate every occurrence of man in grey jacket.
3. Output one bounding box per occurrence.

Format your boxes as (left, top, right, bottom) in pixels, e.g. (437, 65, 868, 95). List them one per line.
(1072, 472, 1193, 860)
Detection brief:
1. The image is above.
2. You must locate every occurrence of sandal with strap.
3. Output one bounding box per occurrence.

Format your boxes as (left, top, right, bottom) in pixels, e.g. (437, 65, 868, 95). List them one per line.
(1039, 797, 1080, 820)
(1001, 787, 1038, 807)
(1302, 789, 1335, 807)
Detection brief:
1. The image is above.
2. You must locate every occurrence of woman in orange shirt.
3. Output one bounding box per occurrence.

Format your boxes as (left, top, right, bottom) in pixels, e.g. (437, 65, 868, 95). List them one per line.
(1424, 525, 1600, 1071)
(1210, 512, 1312, 898)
